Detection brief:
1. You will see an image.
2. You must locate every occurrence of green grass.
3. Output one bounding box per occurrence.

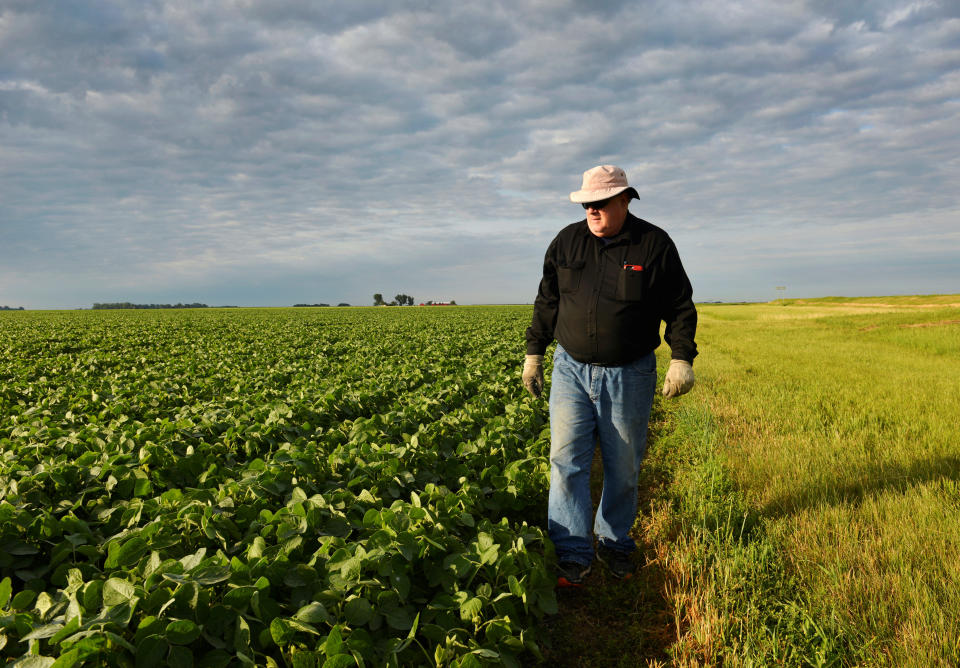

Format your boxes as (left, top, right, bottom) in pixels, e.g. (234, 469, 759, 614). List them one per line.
(671, 295, 960, 665)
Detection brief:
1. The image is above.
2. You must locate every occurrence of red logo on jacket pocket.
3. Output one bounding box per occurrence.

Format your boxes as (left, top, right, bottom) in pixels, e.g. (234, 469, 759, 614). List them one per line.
(623, 264, 644, 271)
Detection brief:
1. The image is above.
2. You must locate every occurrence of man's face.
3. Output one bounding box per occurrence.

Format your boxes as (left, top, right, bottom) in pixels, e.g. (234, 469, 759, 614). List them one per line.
(583, 193, 629, 237)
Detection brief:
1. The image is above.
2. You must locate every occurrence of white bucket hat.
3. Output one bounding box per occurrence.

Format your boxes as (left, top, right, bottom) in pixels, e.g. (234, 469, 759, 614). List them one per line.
(569, 165, 639, 203)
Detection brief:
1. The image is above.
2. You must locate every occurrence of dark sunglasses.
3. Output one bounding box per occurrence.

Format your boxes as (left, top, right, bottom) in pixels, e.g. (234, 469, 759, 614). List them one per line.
(581, 196, 617, 210)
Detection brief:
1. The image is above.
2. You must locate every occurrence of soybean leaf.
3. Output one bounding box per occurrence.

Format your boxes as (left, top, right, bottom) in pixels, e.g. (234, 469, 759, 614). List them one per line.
(166, 619, 202, 645)
(12, 589, 38, 609)
(471, 648, 501, 659)
(234, 616, 250, 651)
(382, 605, 415, 631)
(3, 541, 39, 556)
(114, 536, 149, 568)
(507, 575, 524, 598)
(23, 622, 66, 641)
(35, 592, 55, 620)
(324, 626, 343, 656)
(222, 586, 256, 610)
(14, 657, 56, 668)
(291, 652, 318, 668)
(294, 602, 333, 625)
(167, 644, 194, 668)
(339, 556, 362, 581)
(285, 618, 320, 636)
(187, 564, 231, 586)
(134, 616, 164, 645)
(50, 616, 82, 645)
(235, 651, 256, 667)
(103, 630, 136, 652)
(80, 600, 135, 629)
(50, 648, 82, 668)
(102, 578, 136, 606)
(180, 549, 207, 572)
(269, 618, 295, 647)
(480, 544, 499, 565)
(344, 598, 373, 627)
(198, 649, 232, 668)
(0, 577, 11, 608)
(460, 597, 483, 622)
(459, 654, 483, 668)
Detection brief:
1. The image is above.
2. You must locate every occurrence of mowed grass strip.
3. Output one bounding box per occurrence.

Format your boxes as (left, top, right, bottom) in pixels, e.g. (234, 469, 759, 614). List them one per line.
(678, 296, 960, 665)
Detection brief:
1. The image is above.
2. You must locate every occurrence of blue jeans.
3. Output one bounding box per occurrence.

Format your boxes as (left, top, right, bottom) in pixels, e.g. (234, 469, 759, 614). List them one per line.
(547, 345, 657, 564)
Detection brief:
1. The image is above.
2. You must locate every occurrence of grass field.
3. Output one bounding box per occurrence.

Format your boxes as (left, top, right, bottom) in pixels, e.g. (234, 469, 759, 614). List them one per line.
(2, 297, 958, 666)
(653, 295, 960, 666)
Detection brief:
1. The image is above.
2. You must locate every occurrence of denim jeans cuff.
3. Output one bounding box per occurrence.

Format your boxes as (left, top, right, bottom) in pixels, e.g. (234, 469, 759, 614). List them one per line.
(597, 540, 634, 554)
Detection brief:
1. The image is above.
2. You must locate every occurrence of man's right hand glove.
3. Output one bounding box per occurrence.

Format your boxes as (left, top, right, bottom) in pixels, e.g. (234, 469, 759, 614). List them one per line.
(662, 359, 695, 398)
(522, 354, 544, 398)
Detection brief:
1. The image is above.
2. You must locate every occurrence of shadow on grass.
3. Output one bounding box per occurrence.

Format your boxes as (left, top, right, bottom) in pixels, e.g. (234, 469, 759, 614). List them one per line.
(538, 445, 674, 667)
(763, 454, 960, 518)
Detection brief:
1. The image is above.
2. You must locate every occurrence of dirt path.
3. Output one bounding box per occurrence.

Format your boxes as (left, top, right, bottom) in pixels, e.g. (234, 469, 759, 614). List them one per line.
(537, 448, 675, 667)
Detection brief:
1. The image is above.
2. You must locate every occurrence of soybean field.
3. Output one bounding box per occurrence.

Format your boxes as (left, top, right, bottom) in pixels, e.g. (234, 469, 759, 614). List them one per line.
(0, 307, 557, 667)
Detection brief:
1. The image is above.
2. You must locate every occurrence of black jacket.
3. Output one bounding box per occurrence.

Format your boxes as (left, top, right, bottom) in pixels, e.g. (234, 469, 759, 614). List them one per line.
(526, 213, 698, 365)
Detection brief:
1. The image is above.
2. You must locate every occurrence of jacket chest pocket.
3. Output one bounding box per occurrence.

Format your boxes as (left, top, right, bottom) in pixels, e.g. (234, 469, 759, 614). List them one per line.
(616, 266, 645, 301)
(558, 262, 585, 294)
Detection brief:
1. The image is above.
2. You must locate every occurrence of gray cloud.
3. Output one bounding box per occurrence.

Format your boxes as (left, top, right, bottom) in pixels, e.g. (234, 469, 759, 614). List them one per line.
(1, 0, 958, 308)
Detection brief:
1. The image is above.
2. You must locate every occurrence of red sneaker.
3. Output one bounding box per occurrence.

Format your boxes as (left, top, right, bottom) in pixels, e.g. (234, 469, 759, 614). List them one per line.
(556, 560, 592, 587)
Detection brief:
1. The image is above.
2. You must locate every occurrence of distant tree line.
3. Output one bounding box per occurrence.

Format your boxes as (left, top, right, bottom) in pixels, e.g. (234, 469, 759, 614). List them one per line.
(92, 302, 209, 310)
(373, 293, 416, 306)
(1, 305, 24, 311)
(293, 303, 351, 307)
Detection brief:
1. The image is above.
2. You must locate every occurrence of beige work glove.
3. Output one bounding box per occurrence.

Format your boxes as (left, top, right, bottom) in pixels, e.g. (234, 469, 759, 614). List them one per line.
(522, 354, 544, 398)
(662, 359, 695, 398)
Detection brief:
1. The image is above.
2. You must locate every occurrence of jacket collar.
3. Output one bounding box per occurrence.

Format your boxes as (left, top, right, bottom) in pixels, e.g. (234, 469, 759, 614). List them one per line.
(583, 212, 643, 246)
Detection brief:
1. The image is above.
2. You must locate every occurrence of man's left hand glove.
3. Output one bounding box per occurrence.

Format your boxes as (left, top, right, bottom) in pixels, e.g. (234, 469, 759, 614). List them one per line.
(662, 359, 694, 398)
(522, 354, 544, 398)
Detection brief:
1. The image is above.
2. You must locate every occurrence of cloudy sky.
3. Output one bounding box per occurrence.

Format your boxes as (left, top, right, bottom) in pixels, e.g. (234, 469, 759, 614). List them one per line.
(2, 0, 959, 308)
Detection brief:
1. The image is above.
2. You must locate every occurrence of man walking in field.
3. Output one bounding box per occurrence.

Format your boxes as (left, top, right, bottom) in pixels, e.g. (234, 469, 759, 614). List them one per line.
(523, 165, 698, 586)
